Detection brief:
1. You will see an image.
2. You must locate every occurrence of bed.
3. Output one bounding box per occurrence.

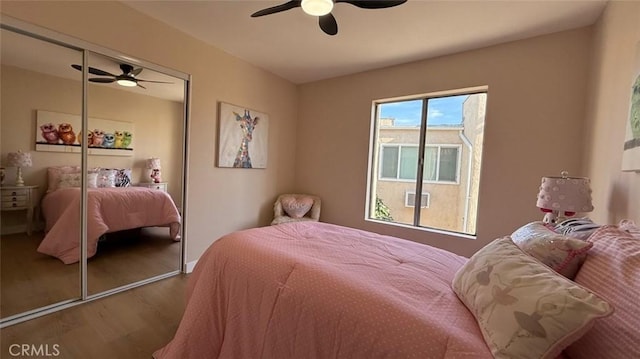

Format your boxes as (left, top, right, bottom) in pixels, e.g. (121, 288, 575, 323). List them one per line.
(154, 221, 639, 359)
(38, 187, 181, 264)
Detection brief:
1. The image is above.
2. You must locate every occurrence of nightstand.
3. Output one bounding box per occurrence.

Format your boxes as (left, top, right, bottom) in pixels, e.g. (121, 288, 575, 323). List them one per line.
(134, 182, 167, 192)
(1, 185, 39, 235)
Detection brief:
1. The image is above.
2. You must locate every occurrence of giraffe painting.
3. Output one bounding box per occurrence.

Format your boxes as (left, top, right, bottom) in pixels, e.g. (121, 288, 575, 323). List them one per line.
(218, 102, 269, 168)
(232, 110, 259, 168)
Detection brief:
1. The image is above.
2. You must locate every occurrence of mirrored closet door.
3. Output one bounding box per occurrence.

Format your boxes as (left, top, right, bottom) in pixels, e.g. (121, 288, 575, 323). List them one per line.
(1, 28, 83, 320)
(85, 52, 185, 295)
(0, 18, 188, 326)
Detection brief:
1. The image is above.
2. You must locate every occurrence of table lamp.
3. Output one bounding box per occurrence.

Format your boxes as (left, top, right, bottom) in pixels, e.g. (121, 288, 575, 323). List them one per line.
(536, 171, 594, 225)
(7, 151, 32, 186)
(146, 157, 162, 183)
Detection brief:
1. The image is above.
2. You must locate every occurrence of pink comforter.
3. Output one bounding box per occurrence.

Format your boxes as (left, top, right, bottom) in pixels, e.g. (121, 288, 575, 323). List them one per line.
(38, 187, 180, 264)
(154, 222, 491, 358)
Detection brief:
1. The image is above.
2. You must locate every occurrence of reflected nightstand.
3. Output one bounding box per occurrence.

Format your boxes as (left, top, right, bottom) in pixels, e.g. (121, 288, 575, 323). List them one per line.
(1, 185, 39, 235)
(134, 182, 167, 193)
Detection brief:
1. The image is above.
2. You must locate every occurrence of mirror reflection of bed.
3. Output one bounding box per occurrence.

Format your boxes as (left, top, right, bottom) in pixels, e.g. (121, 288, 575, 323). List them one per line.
(0, 29, 187, 321)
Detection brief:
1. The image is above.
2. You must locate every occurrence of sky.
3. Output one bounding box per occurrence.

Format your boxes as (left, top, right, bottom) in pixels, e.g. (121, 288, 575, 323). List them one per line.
(379, 95, 468, 126)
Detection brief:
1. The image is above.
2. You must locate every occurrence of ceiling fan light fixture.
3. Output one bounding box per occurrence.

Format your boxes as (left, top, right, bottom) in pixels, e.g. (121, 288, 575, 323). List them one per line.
(116, 79, 137, 87)
(301, 0, 333, 16)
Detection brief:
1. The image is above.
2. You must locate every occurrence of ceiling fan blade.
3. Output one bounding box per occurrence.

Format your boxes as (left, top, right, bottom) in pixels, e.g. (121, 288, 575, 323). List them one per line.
(251, 0, 301, 17)
(89, 78, 116, 83)
(336, 0, 407, 9)
(71, 64, 116, 77)
(136, 79, 174, 84)
(319, 13, 338, 36)
(137, 83, 147, 89)
(131, 67, 143, 76)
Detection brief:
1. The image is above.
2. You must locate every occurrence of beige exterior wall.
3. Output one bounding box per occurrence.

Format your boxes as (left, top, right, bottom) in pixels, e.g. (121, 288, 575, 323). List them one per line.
(374, 127, 467, 231)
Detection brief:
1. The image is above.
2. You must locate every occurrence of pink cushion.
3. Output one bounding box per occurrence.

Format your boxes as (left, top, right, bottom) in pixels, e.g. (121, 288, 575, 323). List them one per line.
(565, 222, 640, 359)
(47, 166, 80, 193)
(281, 195, 314, 218)
(511, 222, 593, 279)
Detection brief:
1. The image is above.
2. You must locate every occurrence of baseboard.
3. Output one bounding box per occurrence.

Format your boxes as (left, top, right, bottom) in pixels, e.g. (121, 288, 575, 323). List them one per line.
(184, 260, 198, 273)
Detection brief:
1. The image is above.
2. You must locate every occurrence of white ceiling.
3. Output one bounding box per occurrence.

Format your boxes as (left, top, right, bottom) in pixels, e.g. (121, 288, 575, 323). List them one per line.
(122, 0, 608, 84)
(1, 29, 185, 102)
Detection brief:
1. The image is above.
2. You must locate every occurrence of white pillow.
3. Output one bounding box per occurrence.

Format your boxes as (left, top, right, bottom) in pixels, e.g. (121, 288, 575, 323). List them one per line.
(57, 172, 81, 189)
(56, 172, 99, 189)
(452, 236, 613, 359)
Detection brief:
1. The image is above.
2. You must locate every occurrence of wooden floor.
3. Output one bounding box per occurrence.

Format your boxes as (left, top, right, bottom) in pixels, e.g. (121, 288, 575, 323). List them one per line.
(1, 228, 181, 318)
(0, 274, 188, 359)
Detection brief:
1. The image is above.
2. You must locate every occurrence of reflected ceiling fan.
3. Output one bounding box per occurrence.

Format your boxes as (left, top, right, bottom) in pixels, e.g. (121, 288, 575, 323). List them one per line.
(251, 0, 407, 35)
(71, 63, 172, 89)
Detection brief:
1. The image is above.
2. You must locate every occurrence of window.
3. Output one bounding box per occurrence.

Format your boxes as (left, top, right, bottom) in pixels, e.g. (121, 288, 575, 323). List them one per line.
(367, 90, 487, 235)
(405, 191, 430, 208)
(381, 144, 460, 183)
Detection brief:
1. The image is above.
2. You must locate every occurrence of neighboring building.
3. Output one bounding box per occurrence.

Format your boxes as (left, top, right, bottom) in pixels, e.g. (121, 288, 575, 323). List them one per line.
(372, 94, 486, 234)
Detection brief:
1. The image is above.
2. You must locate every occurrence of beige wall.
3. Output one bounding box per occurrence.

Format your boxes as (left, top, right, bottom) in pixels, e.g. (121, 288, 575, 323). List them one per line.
(1, 1, 299, 263)
(297, 28, 593, 257)
(583, 1, 640, 224)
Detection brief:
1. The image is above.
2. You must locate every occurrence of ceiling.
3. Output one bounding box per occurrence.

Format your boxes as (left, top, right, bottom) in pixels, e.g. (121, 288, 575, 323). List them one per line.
(1, 29, 185, 102)
(121, 0, 608, 84)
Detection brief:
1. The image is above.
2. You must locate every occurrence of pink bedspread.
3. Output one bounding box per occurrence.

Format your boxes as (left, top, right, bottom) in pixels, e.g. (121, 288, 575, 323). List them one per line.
(38, 187, 180, 264)
(154, 222, 491, 358)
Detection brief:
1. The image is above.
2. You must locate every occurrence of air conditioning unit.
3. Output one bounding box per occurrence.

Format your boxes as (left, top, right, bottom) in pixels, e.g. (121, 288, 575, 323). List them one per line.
(405, 191, 430, 208)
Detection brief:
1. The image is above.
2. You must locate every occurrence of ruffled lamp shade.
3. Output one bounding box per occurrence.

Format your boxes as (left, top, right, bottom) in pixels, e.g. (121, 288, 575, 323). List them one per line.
(536, 171, 593, 224)
(7, 151, 32, 186)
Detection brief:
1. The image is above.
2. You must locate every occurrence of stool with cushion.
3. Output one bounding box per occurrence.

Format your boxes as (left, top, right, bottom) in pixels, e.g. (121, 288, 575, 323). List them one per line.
(271, 194, 321, 225)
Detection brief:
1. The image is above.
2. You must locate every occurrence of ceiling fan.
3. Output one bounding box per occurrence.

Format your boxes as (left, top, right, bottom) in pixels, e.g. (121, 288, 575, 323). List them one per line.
(251, 0, 407, 36)
(71, 63, 172, 89)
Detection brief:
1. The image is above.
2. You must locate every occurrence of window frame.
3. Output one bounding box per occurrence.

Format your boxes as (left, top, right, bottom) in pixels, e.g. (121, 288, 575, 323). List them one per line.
(365, 86, 488, 237)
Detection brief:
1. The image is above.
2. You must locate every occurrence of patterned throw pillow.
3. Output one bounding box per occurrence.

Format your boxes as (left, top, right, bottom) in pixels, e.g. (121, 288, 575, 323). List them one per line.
(281, 195, 314, 218)
(452, 237, 612, 359)
(57, 172, 81, 188)
(112, 168, 132, 187)
(511, 222, 593, 279)
(47, 166, 80, 192)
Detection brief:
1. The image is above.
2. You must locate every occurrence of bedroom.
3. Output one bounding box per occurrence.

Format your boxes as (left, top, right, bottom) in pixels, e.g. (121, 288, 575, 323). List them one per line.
(1, 0, 638, 358)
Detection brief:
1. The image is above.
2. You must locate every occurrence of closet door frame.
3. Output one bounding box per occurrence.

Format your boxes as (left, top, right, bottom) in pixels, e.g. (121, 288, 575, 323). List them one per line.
(0, 14, 190, 328)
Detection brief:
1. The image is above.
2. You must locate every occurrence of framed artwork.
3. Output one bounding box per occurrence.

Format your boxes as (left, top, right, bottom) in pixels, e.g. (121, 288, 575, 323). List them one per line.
(622, 42, 640, 171)
(217, 102, 269, 169)
(35, 110, 134, 156)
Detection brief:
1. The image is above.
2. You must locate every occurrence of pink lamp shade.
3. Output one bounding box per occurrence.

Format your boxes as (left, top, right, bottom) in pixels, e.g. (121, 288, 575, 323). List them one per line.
(7, 151, 32, 186)
(146, 158, 161, 169)
(536, 171, 593, 224)
(7, 151, 33, 168)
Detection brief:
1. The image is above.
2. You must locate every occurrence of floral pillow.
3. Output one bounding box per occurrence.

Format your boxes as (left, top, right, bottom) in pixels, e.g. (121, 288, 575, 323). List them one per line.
(511, 221, 593, 279)
(452, 236, 613, 359)
(56, 172, 98, 189)
(47, 166, 80, 193)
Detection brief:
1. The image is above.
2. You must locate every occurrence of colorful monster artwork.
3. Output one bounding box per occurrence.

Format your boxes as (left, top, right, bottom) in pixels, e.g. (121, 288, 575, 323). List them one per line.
(57, 123, 76, 145)
(35, 110, 135, 156)
(40, 123, 59, 144)
(102, 133, 116, 148)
